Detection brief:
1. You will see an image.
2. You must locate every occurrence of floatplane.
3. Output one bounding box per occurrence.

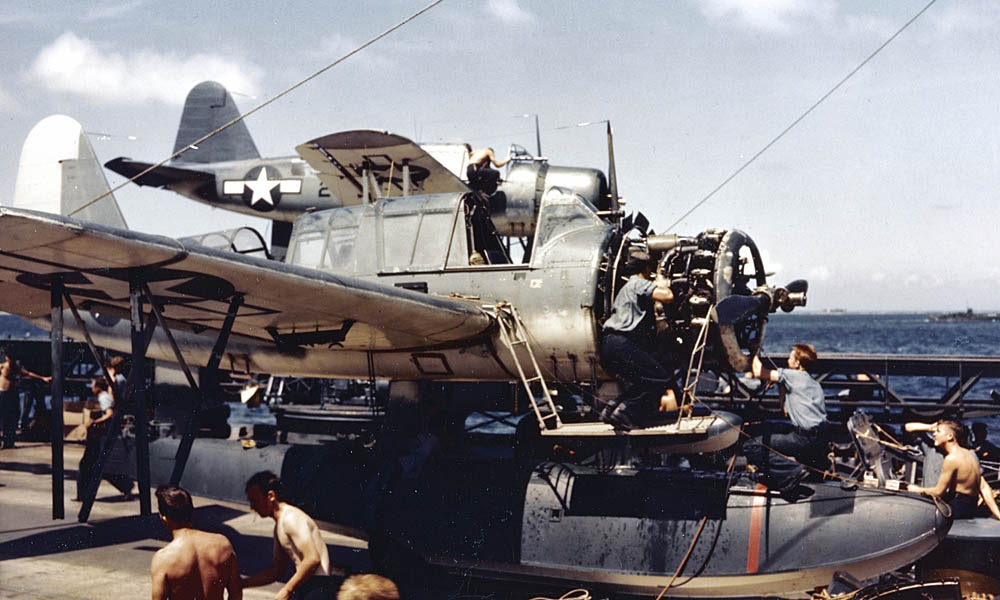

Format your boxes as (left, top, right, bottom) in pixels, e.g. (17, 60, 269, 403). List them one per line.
(1, 107, 952, 598)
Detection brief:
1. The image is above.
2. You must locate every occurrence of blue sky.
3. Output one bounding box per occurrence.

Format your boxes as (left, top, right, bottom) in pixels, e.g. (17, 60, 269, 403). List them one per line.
(1, 0, 998, 311)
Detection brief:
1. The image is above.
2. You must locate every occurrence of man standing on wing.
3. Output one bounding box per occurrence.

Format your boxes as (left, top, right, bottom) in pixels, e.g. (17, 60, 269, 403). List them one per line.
(243, 471, 336, 600)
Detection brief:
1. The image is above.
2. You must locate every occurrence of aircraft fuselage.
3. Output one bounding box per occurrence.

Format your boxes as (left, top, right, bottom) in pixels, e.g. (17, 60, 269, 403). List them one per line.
(167, 156, 338, 222)
(33, 187, 766, 386)
(50, 188, 612, 382)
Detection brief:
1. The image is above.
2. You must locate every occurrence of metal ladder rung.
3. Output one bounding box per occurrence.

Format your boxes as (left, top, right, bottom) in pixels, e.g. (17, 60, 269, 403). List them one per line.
(493, 304, 563, 431)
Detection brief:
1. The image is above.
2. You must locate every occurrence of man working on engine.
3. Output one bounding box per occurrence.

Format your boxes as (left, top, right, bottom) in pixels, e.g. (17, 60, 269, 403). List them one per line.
(599, 250, 677, 431)
(744, 344, 830, 497)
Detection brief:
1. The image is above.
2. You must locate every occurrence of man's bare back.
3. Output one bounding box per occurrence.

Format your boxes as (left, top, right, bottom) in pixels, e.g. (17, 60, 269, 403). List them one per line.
(946, 446, 981, 497)
(1, 359, 17, 391)
(1, 354, 49, 392)
(151, 529, 241, 600)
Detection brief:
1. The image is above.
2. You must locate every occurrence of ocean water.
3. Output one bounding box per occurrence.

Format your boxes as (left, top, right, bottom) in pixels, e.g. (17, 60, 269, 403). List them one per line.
(764, 312, 1000, 396)
(763, 312, 1000, 356)
(765, 312, 1000, 441)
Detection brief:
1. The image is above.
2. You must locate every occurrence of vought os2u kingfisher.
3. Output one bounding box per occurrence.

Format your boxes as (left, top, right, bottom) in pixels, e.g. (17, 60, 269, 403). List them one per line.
(2, 108, 951, 598)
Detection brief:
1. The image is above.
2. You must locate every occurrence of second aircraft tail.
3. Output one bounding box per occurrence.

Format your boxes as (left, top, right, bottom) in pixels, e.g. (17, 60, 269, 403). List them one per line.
(172, 80, 259, 164)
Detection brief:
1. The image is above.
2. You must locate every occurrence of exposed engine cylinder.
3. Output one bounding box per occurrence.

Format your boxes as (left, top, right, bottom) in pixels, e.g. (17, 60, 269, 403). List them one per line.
(608, 228, 770, 373)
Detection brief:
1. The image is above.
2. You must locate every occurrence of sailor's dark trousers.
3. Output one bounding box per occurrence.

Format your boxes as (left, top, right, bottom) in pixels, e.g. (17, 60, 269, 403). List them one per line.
(744, 420, 830, 489)
(600, 332, 672, 420)
(291, 575, 344, 600)
(0, 389, 19, 448)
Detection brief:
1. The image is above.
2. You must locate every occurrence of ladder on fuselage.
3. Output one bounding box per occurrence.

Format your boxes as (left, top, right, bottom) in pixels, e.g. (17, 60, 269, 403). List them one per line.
(493, 303, 563, 431)
(489, 302, 740, 454)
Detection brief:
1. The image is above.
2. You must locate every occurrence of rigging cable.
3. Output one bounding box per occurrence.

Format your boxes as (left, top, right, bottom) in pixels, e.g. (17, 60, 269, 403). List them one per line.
(665, 0, 939, 232)
(69, 0, 445, 217)
(653, 452, 739, 599)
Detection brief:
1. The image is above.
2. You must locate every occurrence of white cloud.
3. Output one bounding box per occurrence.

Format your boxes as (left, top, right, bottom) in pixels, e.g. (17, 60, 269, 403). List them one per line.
(487, 0, 537, 25)
(0, 84, 20, 114)
(698, 0, 837, 33)
(928, 4, 996, 36)
(24, 32, 262, 106)
(808, 265, 831, 281)
(82, 1, 145, 23)
(843, 14, 897, 38)
(845, 3, 999, 40)
(311, 33, 394, 69)
(870, 271, 886, 283)
(0, 8, 48, 25)
(0, 2, 144, 25)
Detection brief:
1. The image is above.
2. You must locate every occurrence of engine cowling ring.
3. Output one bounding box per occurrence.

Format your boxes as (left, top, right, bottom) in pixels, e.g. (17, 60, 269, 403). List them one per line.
(713, 230, 767, 372)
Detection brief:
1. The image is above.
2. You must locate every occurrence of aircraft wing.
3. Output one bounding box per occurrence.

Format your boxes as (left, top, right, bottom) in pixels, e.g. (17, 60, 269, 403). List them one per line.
(0, 208, 492, 351)
(104, 157, 214, 188)
(295, 130, 468, 204)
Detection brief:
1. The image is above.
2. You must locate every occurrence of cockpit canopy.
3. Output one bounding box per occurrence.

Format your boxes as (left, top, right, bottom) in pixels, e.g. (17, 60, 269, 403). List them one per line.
(287, 188, 613, 276)
(288, 192, 506, 274)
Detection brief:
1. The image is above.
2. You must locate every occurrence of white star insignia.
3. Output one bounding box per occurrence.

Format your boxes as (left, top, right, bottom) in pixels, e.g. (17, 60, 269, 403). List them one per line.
(244, 168, 280, 206)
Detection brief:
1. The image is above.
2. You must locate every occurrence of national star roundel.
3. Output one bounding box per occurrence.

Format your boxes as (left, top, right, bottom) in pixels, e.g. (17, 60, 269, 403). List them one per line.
(240, 165, 284, 212)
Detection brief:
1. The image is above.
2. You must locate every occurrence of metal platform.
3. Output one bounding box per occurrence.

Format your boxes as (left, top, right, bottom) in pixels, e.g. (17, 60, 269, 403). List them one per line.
(541, 412, 742, 453)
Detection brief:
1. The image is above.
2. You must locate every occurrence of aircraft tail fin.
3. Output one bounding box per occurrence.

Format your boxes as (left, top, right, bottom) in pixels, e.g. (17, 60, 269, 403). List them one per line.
(12, 115, 128, 229)
(172, 81, 259, 164)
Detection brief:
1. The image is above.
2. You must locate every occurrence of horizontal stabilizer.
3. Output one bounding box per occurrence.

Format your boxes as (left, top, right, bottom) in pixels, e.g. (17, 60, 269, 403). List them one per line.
(0, 207, 493, 351)
(104, 157, 214, 188)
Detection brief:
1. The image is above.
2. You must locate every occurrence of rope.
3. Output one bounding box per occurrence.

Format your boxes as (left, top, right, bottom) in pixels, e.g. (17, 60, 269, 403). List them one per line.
(856, 426, 914, 453)
(931, 494, 952, 519)
(653, 452, 738, 599)
(872, 423, 910, 451)
(69, 0, 445, 217)
(812, 587, 860, 600)
(665, 0, 940, 231)
(529, 588, 592, 600)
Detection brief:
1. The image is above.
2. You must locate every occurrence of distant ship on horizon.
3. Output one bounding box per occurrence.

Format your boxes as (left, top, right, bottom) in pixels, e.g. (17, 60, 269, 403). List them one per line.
(931, 308, 1000, 322)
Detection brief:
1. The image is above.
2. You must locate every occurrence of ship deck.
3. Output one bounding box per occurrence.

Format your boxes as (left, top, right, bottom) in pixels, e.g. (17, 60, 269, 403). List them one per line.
(0, 442, 369, 599)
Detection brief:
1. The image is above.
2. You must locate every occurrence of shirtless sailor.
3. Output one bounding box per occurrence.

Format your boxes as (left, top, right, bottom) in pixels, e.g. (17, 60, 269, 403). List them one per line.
(243, 471, 336, 600)
(150, 485, 242, 599)
(907, 420, 1000, 520)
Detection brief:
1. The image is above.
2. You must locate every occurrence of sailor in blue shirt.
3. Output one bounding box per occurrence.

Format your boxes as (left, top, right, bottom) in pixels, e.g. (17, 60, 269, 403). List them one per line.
(744, 344, 830, 496)
(599, 251, 677, 430)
